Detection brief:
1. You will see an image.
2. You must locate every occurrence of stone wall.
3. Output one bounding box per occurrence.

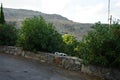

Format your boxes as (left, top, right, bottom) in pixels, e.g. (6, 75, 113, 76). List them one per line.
(0, 46, 120, 80)
(81, 65, 120, 80)
(0, 46, 82, 71)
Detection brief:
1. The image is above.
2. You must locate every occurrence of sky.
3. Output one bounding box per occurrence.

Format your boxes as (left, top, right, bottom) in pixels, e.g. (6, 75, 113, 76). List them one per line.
(0, 0, 120, 23)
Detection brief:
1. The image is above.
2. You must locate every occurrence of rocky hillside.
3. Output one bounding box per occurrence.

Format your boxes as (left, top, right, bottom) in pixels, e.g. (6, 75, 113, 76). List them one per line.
(4, 8, 93, 40)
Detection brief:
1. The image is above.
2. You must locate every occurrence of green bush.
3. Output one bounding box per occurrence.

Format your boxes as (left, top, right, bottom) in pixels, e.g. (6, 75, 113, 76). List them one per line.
(62, 34, 78, 56)
(79, 22, 120, 68)
(0, 24, 17, 46)
(17, 16, 64, 52)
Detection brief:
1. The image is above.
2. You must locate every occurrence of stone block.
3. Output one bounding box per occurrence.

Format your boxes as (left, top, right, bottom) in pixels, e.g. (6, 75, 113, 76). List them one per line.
(54, 56, 62, 65)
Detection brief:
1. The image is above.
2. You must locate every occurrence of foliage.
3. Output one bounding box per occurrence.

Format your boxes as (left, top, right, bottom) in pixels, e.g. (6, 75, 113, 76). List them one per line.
(0, 24, 18, 45)
(17, 16, 64, 52)
(0, 3, 5, 24)
(62, 34, 78, 56)
(79, 22, 120, 68)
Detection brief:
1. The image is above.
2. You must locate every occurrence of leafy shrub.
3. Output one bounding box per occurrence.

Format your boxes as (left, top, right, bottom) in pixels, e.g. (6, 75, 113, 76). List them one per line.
(79, 22, 120, 68)
(17, 16, 64, 52)
(0, 24, 17, 46)
(62, 34, 78, 56)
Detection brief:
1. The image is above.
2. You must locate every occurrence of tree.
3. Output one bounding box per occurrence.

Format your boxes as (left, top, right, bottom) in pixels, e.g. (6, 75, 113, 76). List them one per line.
(79, 22, 120, 68)
(0, 3, 5, 24)
(17, 16, 64, 52)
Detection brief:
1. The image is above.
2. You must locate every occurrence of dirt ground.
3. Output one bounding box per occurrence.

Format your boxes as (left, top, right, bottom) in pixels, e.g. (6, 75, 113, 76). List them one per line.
(0, 53, 104, 80)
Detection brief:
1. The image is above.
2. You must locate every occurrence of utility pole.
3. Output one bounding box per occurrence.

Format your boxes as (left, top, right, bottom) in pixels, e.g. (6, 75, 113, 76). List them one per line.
(108, 0, 112, 25)
(108, 0, 110, 24)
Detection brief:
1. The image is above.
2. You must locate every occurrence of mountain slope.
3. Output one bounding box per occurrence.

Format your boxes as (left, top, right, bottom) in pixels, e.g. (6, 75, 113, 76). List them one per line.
(4, 8, 93, 40)
(4, 8, 69, 21)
